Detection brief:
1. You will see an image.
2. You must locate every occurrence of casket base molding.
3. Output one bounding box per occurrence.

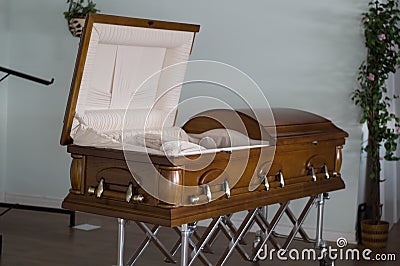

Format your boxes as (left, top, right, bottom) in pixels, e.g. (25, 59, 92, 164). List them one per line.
(0, 190, 354, 243)
(62, 176, 344, 227)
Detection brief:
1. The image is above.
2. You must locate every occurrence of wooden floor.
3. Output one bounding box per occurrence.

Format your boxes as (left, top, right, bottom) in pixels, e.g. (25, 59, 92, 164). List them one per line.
(0, 208, 399, 265)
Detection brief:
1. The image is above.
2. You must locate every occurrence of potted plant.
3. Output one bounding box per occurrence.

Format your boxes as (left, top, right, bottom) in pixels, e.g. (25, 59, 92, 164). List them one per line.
(352, 0, 400, 248)
(63, 0, 100, 37)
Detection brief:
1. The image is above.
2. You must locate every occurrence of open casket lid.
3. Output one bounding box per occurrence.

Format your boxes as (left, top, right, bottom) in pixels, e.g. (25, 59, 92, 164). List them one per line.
(60, 14, 200, 146)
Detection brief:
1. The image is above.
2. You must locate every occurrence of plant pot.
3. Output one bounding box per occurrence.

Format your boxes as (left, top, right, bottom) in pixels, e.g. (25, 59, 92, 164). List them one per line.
(360, 219, 389, 248)
(67, 17, 86, 37)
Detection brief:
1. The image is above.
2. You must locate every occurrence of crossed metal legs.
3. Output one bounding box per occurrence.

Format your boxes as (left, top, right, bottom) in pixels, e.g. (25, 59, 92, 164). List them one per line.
(115, 193, 329, 266)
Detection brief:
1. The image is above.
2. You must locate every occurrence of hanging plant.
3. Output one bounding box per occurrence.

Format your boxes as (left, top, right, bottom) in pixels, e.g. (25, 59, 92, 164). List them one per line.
(352, 0, 400, 229)
(63, 0, 100, 37)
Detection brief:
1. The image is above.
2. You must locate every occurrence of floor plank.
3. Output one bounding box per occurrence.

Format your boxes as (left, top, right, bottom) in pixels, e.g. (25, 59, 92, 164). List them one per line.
(0, 208, 399, 265)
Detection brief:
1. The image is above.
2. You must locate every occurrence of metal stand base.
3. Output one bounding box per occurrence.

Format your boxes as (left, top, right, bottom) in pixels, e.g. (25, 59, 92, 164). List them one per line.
(112, 194, 332, 266)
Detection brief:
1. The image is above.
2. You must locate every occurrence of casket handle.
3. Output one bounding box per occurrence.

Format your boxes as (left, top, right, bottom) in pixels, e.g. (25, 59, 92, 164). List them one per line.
(88, 180, 144, 203)
(189, 179, 230, 204)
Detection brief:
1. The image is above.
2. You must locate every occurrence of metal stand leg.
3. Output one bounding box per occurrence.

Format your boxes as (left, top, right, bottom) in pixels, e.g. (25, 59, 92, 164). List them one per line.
(188, 217, 221, 266)
(315, 193, 335, 266)
(170, 226, 212, 265)
(181, 224, 190, 266)
(315, 194, 326, 249)
(254, 206, 268, 249)
(281, 197, 315, 251)
(251, 202, 289, 261)
(117, 218, 126, 266)
(283, 205, 314, 242)
(217, 209, 258, 265)
(126, 222, 176, 265)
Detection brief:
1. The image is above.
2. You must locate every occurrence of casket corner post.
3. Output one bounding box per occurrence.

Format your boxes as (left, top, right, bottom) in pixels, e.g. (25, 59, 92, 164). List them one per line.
(69, 153, 86, 195)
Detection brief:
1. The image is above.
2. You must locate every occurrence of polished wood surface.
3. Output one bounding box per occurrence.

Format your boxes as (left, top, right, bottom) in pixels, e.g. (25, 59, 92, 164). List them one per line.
(1, 208, 399, 266)
(62, 108, 348, 227)
(63, 176, 345, 227)
(182, 109, 266, 140)
(60, 14, 200, 146)
(69, 154, 86, 194)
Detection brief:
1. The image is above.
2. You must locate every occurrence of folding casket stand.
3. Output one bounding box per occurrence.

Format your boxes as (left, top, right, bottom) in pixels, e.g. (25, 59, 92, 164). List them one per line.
(60, 14, 348, 266)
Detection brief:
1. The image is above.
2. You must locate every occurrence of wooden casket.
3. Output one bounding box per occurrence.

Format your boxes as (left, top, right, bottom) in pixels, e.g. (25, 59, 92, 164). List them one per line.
(60, 14, 348, 227)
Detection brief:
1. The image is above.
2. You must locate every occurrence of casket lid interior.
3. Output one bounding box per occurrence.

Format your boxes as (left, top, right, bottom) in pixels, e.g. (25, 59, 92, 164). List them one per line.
(61, 14, 200, 146)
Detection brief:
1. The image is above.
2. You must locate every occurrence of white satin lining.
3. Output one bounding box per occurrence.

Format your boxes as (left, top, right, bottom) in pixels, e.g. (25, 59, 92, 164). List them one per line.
(72, 121, 269, 156)
(74, 23, 195, 138)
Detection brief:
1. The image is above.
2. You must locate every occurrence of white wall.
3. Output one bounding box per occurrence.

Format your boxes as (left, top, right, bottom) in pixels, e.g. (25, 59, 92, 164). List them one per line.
(380, 70, 400, 224)
(4, 0, 368, 242)
(0, 0, 10, 201)
(5, 0, 75, 200)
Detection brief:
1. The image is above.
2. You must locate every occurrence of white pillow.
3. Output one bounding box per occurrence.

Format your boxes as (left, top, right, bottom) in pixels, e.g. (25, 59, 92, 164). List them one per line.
(188, 128, 261, 148)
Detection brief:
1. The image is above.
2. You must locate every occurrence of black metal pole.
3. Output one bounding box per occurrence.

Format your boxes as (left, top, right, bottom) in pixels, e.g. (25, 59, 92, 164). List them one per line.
(0, 203, 75, 226)
(0, 66, 54, 85)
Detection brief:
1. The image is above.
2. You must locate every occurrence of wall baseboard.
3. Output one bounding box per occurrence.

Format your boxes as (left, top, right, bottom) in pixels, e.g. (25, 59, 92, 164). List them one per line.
(0, 191, 5, 202)
(3, 192, 63, 209)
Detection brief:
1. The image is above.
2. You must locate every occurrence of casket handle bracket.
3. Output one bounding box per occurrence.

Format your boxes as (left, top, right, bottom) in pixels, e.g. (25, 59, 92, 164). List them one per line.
(125, 183, 144, 203)
(189, 195, 200, 205)
(126, 183, 133, 203)
(132, 194, 145, 203)
(260, 173, 270, 191)
(309, 167, 317, 182)
(322, 164, 330, 179)
(223, 179, 231, 199)
(204, 184, 212, 203)
(88, 178, 105, 198)
(277, 171, 285, 188)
